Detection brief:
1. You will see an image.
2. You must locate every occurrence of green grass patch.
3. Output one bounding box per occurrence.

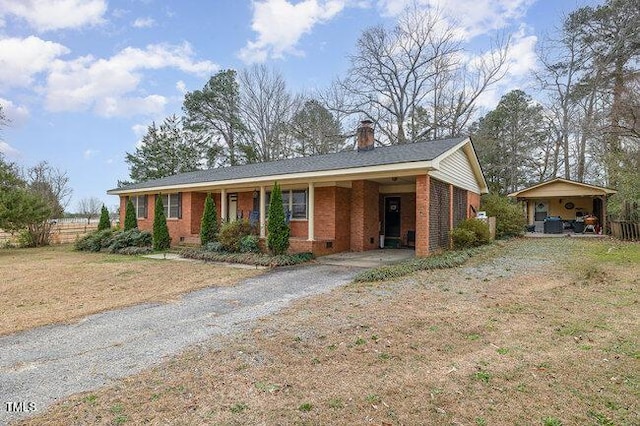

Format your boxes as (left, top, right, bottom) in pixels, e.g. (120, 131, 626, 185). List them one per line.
(352, 247, 484, 282)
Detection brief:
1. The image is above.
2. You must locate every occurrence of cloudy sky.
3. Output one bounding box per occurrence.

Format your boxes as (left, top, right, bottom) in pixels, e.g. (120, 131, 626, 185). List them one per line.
(0, 0, 600, 211)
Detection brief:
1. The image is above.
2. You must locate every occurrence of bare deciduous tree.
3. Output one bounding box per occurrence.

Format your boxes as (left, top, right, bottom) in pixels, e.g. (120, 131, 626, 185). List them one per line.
(239, 65, 301, 162)
(77, 197, 103, 223)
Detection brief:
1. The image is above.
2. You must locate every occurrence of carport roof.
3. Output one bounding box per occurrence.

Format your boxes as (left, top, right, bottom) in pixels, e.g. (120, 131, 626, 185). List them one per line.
(508, 178, 617, 198)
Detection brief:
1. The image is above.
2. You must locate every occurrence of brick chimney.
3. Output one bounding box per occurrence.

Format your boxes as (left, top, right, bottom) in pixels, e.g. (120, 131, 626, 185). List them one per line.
(356, 120, 375, 152)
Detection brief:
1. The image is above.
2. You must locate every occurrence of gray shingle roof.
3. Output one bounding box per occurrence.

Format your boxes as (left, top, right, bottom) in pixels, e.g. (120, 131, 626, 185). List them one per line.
(110, 136, 467, 192)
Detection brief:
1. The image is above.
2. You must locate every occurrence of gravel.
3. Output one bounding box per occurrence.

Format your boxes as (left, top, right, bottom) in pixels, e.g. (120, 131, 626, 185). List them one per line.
(0, 263, 361, 424)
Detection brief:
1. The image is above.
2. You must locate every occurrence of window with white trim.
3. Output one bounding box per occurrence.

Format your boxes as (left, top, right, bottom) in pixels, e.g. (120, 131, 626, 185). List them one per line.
(266, 189, 308, 220)
(130, 195, 148, 219)
(161, 193, 182, 219)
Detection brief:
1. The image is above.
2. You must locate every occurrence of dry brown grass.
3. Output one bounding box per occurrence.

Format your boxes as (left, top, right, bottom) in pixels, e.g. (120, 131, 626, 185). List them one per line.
(17, 239, 640, 425)
(0, 245, 260, 336)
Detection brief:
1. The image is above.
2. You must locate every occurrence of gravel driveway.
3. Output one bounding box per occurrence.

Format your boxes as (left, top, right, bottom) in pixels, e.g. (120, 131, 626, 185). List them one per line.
(0, 263, 362, 424)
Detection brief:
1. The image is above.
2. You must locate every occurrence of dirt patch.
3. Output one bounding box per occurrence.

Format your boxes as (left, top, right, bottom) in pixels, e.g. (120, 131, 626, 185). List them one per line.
(0, 245, 260, 336)
(16, 239, 639, 425)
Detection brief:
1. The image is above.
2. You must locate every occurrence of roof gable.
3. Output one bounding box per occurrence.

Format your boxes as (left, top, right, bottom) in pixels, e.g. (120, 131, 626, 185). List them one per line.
(109, 136, 485, 194)
(508, 178, 617, 198)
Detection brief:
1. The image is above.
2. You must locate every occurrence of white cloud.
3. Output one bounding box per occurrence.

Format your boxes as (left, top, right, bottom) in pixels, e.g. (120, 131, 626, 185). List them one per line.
(132, 17, 155, 28)
(0, 97, 30, 125)
(132, 123, 149, 138)
(0, 36, 70, 89)
(239, 0, 347, 63)
(83, 149, 98, 159)
(44, 43, 218, 117)
(473, 27, 538, 110)
(176, 80, 187, 94)
(0, 141, 20, 157)
(376, 0, 535, 39)
(0, 0, 107, 31)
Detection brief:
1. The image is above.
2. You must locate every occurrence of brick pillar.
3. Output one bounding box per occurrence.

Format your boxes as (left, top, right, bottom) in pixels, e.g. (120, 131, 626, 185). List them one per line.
(350, 180, 365, 251)
(415, 175, 430, 257)
(449, 184, 454, 231)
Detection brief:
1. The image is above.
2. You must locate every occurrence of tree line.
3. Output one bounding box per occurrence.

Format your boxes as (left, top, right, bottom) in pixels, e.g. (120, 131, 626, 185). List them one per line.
(126, 1, 637, 219)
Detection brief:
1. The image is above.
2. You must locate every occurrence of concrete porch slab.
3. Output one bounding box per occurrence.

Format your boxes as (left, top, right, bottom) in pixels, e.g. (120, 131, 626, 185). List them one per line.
(316, 248, 415, 268)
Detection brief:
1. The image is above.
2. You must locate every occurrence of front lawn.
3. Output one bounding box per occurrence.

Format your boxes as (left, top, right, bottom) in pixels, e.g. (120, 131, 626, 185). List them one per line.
(15, 239, 640, 425)
(0, 245, 260, 336)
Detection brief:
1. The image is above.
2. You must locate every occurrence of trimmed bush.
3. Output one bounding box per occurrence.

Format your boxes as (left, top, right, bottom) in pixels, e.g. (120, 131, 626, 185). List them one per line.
(124, 199, 137, 231)
(240, 234, 260, 253)
(97, 205, 111, 231)
(153, 195, 171, 251)
(106, 229, 152, 253)
(451, 218, 491, 249)
(75, 229, 114, 252)
(204, 241, 224, 252)
(180, 248, 313, 267)
(200, 193, 218, 245)
(218, 220, 254, 253)
(481, 194, 525, 239)
(114, 246, 153, 256)
(267, 182, 290, 255)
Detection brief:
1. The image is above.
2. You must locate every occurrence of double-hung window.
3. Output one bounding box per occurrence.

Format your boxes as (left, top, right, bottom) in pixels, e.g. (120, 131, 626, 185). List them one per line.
(130, 195, 148, 219)
(266, 189, 308, 220)
(161, 193, 182, 219)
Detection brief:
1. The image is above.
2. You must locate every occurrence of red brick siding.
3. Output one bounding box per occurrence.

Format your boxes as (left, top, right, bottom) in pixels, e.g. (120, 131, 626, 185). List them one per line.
(314, 186, 336, 241)
(415, 175, 430, 257)
(350, 180, 380, 251)
(289, 220, 308, 239)
(468, 191, 481, 217)
(334, 187, 352, 252)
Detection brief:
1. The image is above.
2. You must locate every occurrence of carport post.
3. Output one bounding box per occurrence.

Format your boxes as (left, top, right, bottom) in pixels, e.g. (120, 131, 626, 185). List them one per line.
(221, 188, 227, 221)
(308, 182, 315, 241)
(260, 186, 266, 238)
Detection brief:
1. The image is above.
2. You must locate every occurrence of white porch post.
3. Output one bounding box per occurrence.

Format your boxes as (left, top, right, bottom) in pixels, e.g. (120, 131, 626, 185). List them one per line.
(308, 182, 315, 241)
(221, 188, 227, 221)
(259, 186, 266, 238)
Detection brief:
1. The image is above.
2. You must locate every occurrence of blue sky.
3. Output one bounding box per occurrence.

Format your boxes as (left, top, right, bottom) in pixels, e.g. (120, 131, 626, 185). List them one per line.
(0, 0, 601, 213)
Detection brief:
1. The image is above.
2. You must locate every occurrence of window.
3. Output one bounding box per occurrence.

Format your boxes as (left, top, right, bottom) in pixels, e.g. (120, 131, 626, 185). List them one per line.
(266, 189, 308, 220)
(161, 193, 182, 219)
(130, 195, 147, 219)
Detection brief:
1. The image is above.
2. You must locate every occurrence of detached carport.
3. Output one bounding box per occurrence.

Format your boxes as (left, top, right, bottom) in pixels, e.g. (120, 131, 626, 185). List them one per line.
(508, 178, 617, 233)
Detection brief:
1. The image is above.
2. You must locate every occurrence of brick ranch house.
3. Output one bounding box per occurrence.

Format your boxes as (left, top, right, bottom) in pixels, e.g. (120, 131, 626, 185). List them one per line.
(108, 121, 488, 256)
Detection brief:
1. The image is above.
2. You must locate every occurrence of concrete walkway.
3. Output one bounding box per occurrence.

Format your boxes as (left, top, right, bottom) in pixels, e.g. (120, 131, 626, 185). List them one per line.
(0, 263, 362, 424)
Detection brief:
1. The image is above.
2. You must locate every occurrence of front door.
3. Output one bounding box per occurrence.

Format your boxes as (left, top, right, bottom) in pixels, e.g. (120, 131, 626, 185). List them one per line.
(534, 201, 548, 232)
(384, 197, 401, 240)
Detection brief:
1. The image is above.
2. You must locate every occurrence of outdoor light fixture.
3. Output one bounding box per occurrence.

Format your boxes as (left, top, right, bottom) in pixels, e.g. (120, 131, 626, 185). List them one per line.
(253, 189, 259, 199)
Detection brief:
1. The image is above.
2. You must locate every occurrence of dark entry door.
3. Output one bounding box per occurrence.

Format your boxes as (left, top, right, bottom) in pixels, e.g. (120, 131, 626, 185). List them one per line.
(385, 197, 401, 238)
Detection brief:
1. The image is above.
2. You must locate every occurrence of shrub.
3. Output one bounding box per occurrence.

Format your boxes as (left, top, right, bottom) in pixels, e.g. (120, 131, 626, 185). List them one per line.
(200, 193, 219, 245)
(218, 220, 254, 253)
(353, 248, 482, 282)
(267, 182, 290, 255)
(124, 199, 137, 231)
(97, 205, 111, 231)
(106, 229, 152, 253)
(240, 234, 260, 253)
(204, 241, 224, 252)
(180, 248, 313, 266)
(451, 218, 490, 249)
(153, 195, 171, 251)
(481, 194, 525, 239)
(75, 229, 114, 252)
(113, 246, 153, 256)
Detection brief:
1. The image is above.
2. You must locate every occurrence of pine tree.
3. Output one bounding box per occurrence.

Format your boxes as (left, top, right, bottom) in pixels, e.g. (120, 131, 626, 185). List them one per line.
(124, 199, 137, 231)
(153, 195, 171, 251)
(200, 193, 218, 245)
(97, 205, 111, 231)
(267, 182, 290, 255)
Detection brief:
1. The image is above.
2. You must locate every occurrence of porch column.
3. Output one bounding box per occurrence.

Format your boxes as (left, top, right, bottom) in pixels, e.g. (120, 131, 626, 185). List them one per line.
(259, 186, 266, 238)
(308, 182, 315, 241)
(221, 188, 227, 221)
(415, 174, 430, 257)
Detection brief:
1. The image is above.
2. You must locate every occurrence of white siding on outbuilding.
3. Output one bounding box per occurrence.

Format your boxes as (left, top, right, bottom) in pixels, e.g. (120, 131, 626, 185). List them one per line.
(429, 147, 481, 193)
